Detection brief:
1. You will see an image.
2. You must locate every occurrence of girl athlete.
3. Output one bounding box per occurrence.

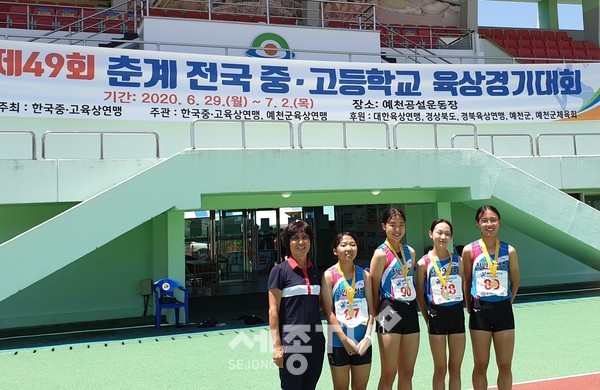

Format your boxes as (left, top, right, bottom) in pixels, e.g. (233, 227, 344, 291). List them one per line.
(369, 207, 419, 389)
(416, 219, 466, 390)
(321, 232, 375, 390)
(462, 205, 520, 390)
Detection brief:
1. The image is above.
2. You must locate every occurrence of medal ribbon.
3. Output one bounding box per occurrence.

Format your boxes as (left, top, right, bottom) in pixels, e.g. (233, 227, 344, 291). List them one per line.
(479, 239, 500, 277)
(336, 263, 356, 305)
(429, 250, 451, 287)
(385, 239, 408, 279)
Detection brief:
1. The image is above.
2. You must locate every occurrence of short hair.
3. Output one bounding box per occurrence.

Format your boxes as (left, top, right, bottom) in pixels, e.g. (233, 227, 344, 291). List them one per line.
(281, 220, 314, 257)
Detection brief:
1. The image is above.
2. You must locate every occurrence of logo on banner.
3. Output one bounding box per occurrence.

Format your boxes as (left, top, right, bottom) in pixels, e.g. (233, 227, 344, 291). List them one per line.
(246, 33, 295, 59)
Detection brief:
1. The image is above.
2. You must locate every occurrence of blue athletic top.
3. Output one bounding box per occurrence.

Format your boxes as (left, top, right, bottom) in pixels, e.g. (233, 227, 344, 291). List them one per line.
(470, 240, 511, 302)
(423, 253, 463, 308)
(378, 243, 416, 303)
(327, 264, 368, 347)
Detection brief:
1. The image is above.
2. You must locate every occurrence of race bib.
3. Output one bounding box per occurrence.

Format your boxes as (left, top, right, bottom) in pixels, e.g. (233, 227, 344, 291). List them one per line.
(334, 297, 368, 328)
(431, 274, 463, 305)
(475, 269, 509, 297)
(391, 276, 415, 302)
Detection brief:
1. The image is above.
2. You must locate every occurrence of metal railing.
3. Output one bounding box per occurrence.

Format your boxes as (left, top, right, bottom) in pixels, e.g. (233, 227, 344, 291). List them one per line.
(41, 131, 160, 159)
(297, 121, 391, 149)
(396, 123, 478, 149)
(190, 119, 295, 149)
(2, 123, 600, 160)
(451, 133, 535, 156)
(536, 133, 600, 156)
(0, 130, 37, 160)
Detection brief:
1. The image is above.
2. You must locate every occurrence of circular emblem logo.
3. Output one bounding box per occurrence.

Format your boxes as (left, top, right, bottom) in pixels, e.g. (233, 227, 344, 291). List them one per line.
(246, 33, 295, 59)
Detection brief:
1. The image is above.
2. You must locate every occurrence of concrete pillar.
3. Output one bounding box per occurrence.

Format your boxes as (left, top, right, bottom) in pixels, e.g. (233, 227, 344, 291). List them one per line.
(460, 0, 478, 31)
(538, 0, 559, 30)
(582, 0, 600, 45)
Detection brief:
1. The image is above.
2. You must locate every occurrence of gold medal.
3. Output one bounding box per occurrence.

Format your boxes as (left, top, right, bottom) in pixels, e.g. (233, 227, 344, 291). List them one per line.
(441, 287, 449, 299)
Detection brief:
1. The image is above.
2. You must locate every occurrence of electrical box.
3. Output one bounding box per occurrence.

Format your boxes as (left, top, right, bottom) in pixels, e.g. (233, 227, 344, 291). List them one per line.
(140, 279, 152, 296)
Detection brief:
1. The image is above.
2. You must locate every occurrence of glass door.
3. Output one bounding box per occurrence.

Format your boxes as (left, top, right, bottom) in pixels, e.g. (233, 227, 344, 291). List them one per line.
(215, 210, 246, 283)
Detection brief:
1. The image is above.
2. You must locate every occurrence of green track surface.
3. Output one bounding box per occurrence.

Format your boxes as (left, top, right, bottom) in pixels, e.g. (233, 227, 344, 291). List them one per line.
(1, 297, 599, 389)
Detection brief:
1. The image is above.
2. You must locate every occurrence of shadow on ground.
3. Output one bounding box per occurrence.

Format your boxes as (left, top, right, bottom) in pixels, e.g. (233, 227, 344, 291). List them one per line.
(0, 292, 269, 351)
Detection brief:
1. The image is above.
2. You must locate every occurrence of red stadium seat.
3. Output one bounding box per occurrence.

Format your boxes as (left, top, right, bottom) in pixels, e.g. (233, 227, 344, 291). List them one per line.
(531, 40, 545, 48)
(530, 30, 544, 40)
(573, 49, 588, 60)
(9, 5, 30, 29)
(516, 47, 533, 59)
(82, 9, 102, 32)
(478, 27, 491, 38)
(561, 49, 576, 60)
(103, 11, 123, 34)
(545, 48, 561, 59)
(56, 7, 79, 30)
(555, 31, 571, 41)
(542, 30, 557, 41)
(517, 29, 531, 40)
(504, 29, 518, 40)
(558, 40, 572, 49)
(532, 48, 546, 58)
(148, 8, 166, 17)
(165, 9, 185, 18)
(490, 28, 505, 41)
(32, 6, 56, 30)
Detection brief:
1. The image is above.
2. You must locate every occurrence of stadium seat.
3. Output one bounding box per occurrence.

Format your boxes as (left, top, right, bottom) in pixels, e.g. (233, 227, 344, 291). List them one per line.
(165, 9, 185, 18)
(558, 40, 572, 49)
(184, 10, 207, 19)
(516, 47, 533, 59)
(490, 28, 504, 41)
(561, 49, 576, 60)
(571, 41, 585, 50)
(573, 49, 588, 60)
(56, 7, 79, 30)
(530, 30, 544, 40)
(545, 48, 561, 59)
(32, 5, 56, 30)
(213, 13, 235, 21)
(82, 9, 102, 32)
(517, 29, 531, 40)
(504, 29, 518, 40)
(532, 48, 546, 58)
(555, 31, 571, 41)
(103, 11, 123, 34)
(542, 30, 557, 41)
(236, 14, 252, 23)
(588, 50, 600, 60)
(503, 39, 518, 49)
(9, 5, 30, 29)
(478, 27, 491, 38)
(531, 40, 545, 48)
(148, 8, 165, 17)
(505, 47, 519, 57)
